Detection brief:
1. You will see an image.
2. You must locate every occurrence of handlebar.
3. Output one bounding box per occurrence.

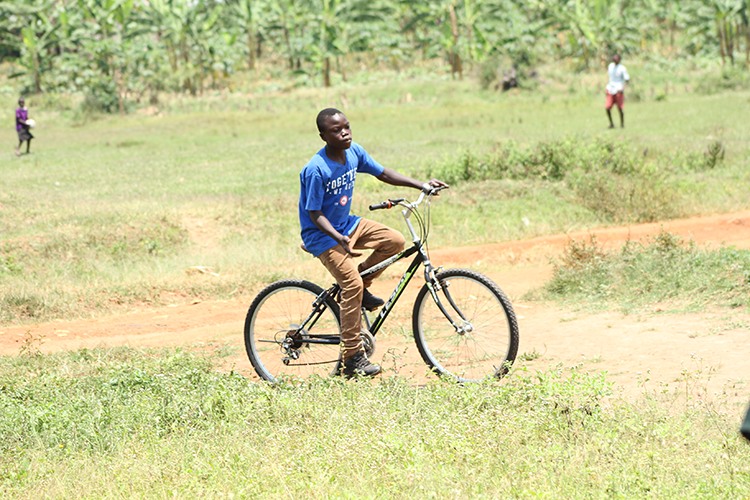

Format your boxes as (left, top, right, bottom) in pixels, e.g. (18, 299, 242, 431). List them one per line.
(368, 186, 448, 212)
(368, 186, 448, 247)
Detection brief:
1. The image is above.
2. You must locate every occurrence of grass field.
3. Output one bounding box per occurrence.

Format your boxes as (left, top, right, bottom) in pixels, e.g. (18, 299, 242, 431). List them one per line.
(2, 70, 750, 324)
(0, 347, 747, 499)
(2, 66, 750, 498)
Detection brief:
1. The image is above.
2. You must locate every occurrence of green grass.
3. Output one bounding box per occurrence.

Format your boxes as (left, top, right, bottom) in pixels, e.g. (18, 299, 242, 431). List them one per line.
(1, 73, 750, 323)
(0, 346, 748, 498)
(535, 231, 750, 314)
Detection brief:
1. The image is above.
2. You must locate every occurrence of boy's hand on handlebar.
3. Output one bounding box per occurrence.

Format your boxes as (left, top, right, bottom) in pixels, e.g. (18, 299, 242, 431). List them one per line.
(422, 179, 450, 194)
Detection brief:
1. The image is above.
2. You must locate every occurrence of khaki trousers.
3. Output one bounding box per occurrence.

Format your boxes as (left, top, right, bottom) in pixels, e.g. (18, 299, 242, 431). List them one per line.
(317, 219, 405, 360)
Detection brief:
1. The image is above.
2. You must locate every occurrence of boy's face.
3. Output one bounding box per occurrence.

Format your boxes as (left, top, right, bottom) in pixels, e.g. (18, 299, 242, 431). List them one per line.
(319, 113, 352, 150)
(18, 98, 24, 106)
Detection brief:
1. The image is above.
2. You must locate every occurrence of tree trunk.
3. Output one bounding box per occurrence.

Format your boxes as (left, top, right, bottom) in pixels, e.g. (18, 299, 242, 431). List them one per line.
(324, 57, 331, 87)
(338, 56, 347, 82)
(33, 59, 41, 94)
(284, 27, 294, 69)
(449, 4, 462, 80)
(717, 20, 726, 66)
(248, 30, 256, 70)
(115, 67, 125, 115)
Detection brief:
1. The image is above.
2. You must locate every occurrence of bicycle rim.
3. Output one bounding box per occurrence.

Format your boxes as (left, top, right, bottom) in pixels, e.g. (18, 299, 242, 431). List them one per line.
(413, 269, 518, 383)
(245, 281, 342, 382)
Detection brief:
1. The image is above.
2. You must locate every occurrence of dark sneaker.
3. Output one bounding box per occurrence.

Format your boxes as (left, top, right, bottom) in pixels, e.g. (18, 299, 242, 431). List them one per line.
(340, 352, 381, 379)
(362, 289, 384, 311)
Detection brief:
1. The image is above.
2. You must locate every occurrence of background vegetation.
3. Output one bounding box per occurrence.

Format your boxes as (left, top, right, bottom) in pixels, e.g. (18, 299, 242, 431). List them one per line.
(2, 0, 750, 104)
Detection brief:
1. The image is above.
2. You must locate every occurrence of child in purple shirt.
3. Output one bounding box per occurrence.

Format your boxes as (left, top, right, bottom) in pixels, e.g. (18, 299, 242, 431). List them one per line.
(15, 97, 33, 156)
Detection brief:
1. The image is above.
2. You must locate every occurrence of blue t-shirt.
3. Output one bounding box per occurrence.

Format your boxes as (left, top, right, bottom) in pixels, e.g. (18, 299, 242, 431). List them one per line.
(299, 142, 385, 257)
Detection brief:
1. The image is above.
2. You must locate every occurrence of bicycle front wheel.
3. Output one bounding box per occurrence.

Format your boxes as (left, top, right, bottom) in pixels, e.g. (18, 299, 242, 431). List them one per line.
(244, 279, 342, 382)
(413, 269, 519, 383)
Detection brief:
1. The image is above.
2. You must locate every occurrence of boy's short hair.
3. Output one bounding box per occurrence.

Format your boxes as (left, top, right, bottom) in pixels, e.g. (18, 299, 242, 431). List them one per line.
(316, 108, 343, 133)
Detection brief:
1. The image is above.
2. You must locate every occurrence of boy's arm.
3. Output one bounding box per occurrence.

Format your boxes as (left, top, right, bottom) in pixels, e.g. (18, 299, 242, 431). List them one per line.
(308, 210, 362, 257)
(376, 168, 448, 191)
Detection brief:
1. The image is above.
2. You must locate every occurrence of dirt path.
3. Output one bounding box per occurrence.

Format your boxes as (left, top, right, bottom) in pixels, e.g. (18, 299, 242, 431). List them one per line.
(2, 211, 750, 402)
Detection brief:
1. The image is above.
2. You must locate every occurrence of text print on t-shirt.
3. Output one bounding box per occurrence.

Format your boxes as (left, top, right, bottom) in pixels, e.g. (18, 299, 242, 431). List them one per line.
(326, 169, 356, 195)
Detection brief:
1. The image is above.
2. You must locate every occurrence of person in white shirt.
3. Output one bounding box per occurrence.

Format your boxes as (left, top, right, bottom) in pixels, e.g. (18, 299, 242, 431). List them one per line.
(605, 54, 630, 128)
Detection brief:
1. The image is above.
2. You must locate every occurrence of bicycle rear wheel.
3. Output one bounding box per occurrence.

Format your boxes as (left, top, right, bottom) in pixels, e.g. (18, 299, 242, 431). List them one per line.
(244, 279, 342, 382)
(413, 268, 519, 383)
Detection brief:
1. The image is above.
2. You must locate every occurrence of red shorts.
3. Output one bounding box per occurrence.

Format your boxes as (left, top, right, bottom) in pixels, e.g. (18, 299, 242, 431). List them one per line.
(605, 91, 624, 110)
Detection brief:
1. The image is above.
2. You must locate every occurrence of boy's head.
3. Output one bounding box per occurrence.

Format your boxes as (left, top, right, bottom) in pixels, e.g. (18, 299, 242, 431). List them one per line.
(316, 108, 344, 133)
(612, 54, 621, 64)
(18, 96, 24, 106)
(317, 108, 351, 150)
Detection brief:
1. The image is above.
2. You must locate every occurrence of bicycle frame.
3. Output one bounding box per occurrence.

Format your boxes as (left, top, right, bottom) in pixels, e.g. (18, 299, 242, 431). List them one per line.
(291, 189, 470, 347)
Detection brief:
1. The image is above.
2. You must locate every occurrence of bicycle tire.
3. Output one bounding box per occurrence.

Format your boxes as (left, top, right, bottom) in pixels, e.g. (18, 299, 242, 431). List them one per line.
(412, 268, 519, 382)
(244, 279, 342, 382)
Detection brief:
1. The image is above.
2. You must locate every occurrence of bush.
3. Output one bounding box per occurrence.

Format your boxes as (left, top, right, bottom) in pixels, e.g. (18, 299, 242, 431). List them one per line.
(696, 68, 750, 94)
(567, 163, 679, 223)
(479, 54, 538, 92)
(80, 79, 119, 114)
(423, 137, 729, 224)
(543, 231, 750, 312)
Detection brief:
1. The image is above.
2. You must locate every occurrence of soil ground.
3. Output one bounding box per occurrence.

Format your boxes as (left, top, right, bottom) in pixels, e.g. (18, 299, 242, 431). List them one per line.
(2, 211, 750, 403)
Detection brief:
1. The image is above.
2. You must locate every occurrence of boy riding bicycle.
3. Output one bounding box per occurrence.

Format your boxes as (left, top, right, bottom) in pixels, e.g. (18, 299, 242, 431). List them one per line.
(299, 108, 447, 378)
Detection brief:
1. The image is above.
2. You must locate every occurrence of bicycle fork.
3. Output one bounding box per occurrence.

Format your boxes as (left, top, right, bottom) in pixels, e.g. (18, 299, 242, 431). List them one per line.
(422, 259, 473, 335)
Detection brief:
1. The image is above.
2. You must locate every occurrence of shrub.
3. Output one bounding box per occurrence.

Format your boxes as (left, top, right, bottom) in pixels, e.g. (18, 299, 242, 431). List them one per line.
(80, 79, 120, 114)
(695, 68, 750, 94)
(543, 231, 750, 312)
(424, 137, 693, 223)
(567, 163, 679, 223)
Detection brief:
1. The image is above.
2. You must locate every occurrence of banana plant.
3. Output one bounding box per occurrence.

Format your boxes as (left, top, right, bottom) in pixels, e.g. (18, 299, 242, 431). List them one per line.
(709, 0, 745, 66)
(544, 0, 638, 67)
(77, 0, 142, 112)
(265, 0, 311, 70)
(304, 0, 390, 86)
(227, 0, 265, 70)
(146, 0, 225, 94)
(6, 1, 61, 93)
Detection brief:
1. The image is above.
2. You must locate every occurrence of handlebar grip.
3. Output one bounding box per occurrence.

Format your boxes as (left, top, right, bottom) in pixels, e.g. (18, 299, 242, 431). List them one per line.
(369, 198, 405, 211)
(369, 201, 392, 211)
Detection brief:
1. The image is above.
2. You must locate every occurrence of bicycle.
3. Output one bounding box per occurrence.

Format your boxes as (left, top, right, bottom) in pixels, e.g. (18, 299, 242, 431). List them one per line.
(243, 186, 519, 383)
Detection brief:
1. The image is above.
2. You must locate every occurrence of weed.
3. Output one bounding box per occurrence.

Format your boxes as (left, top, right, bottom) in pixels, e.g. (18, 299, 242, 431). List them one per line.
(19, 332, 45, 358)
(560, 235, 606, 270)
(704, 140, 725, 169)
(518, 348, 541, 361)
